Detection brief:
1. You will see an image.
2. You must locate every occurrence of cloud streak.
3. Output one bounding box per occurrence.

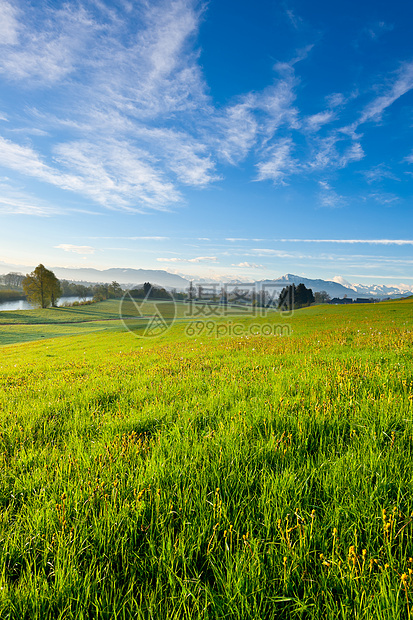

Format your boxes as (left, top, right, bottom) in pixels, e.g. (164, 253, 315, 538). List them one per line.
(157, 256, 218, 263)
(55, 244, 96, 255)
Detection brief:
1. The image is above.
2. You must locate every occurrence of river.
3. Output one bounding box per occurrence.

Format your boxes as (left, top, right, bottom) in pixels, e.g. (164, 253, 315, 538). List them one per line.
(0, 296, 93, 312)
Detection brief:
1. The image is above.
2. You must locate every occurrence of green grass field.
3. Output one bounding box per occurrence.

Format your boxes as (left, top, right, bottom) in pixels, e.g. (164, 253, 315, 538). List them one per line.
(0, 299, 412, 618)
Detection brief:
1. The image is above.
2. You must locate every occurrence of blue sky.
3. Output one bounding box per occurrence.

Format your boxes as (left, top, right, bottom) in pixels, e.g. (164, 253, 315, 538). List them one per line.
(0, 0, 413, 287)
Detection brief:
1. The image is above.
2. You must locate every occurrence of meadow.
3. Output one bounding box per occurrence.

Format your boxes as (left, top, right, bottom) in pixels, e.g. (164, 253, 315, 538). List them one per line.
(0, 299, 412, 618)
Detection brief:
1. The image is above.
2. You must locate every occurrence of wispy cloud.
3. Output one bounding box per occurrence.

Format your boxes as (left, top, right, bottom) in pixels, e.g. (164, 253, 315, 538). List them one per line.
(54, 139, 181, 210)
(0, 0, 19, 46)
(88, 236, 169, 241)
(0, 179, 60, 216)
(0, 1, 97, 84)
(157, 256, 218, 263)
(305, 110, 336, 132)
(317, 181, 346, 208)
(55, 244, 96, 255)
(0, 135, 181, 211)
(368, 192, 400, 205)
(232, 262, 266, 269)
(364, 21, 394, 41)
(276, 238, 413, 245)
(405, 151, 413, 164)
(255, 138, 297, 184)
(0, 1, 211, 211)
(357, 62, 413, 126)
(0, 0, 410, 212)
(248, 249, 298, 258)
(362, 164, 399, 183)
(217, 98, 258, 164)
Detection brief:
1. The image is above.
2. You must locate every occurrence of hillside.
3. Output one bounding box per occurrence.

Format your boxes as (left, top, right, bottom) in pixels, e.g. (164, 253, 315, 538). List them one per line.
(0, 300, 412, 618)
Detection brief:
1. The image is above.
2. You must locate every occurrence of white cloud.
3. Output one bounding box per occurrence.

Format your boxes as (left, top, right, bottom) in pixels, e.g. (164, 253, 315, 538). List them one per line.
(157, 256, 218, 263)
(232, 262, 266, 269)
(308, 134, 340, 170)
(369, 192, 399, 205)
(0, 0, 19, 46)
(339, 142, 364, 166)
(0, 135, 182, 212)
(55, 244, 96, 255)
(362, 164, 399, 183)
(305, 110, 336, 132)
(285, 8, 303, 30)
(276, 238, 413, 245)
(217, 98, 258, 164)
(255, 71, 300, 139)
(308, 135, 364, 171)
(325, 93, 346, 109)
(0, 180, 58, 216)
(88, 236, 169, 241)
(54, 139, 181, 210)
(0, 3, 97, 84)
(255, 138, 297, 184)
(134, 127, 219, 187)
(357, 62, 413, 126)
(226, 238, 265, 242)
(249, 249, 297, 258)
(318, 180, 346, 208)
(0, 136, 66, 184)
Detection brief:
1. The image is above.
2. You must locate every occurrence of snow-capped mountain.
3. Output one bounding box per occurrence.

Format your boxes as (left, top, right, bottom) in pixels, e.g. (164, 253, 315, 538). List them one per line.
(257, 274, 413, 299)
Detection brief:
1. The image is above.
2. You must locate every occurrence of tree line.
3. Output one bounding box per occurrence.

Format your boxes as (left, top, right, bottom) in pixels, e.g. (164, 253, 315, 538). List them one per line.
(278, 283, 316, 310)
(129, 282, 186, 300)
(1, 264, 332, 310)
(18, 265, 125, 308)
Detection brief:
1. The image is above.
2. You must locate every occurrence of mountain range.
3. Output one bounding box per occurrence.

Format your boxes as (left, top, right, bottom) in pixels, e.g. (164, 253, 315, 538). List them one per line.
(0, 262, 411, 299)
(0, 262, 188, 289)
(258, 274, 413, 299)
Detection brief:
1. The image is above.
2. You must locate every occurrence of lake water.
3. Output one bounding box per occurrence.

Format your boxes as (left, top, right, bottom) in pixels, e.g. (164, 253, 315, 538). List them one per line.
(0, 296, 93, 312)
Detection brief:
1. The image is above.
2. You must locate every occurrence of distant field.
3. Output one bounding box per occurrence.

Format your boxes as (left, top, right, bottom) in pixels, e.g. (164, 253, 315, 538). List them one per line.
(0, 300, 126, 325)
(0, 299, 278, 346)
(0, 299, 412, 618)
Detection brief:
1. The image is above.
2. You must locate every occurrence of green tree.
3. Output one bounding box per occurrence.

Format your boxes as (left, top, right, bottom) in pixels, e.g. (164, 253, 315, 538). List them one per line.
(314, 290, 331, 304)
(92, 285, 108, 302)
(23, 264, 62, 308)
(278, 283, 314, 310)
(108, 281, 123, 298)
(74, 284, 90, 300)
(4, 272, 24, 288)
(295, 283, 315, 308)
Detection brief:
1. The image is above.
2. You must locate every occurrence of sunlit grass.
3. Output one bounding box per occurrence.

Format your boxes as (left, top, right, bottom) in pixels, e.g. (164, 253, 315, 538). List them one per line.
(0, 299, 412, 618)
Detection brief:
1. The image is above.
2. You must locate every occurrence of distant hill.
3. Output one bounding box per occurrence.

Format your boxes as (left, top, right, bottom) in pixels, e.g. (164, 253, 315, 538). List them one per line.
(50, 267, 189, 289)
(0, 262, 188, 290)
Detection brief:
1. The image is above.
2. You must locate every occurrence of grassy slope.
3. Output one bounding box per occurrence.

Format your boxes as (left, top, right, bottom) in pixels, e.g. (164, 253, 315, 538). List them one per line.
(0, 300, 412, 618)
(0, 300, 126, 325)
(0, 299, 278, 346)
(0, 300, 141, 346)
